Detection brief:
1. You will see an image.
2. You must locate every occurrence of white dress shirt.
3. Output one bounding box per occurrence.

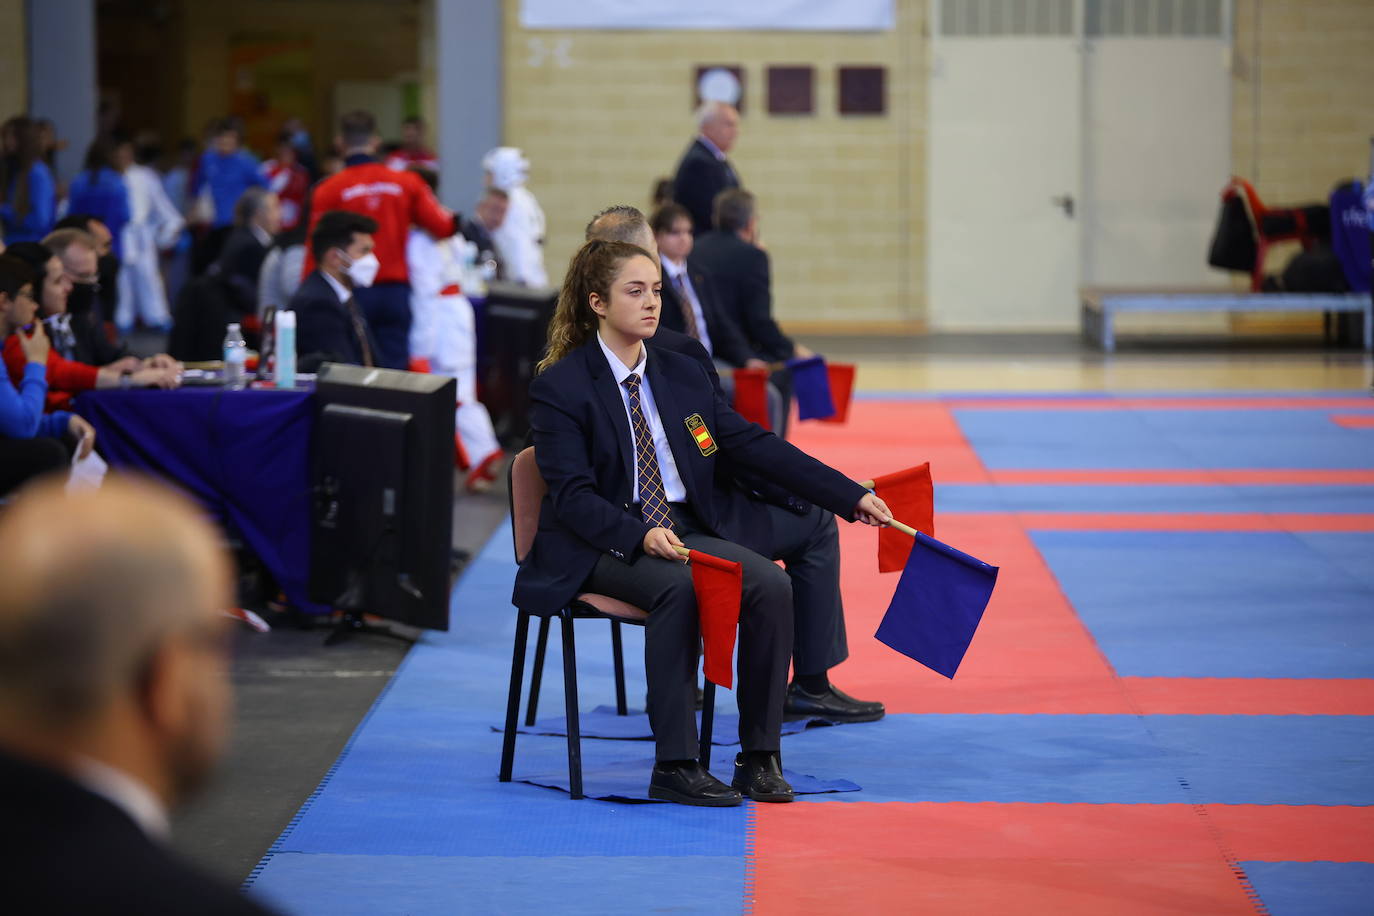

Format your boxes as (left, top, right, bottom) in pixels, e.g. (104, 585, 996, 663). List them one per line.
(661, 258, 713, 356)
(321, 269, 351, 305)
(597, 333, 687, 505)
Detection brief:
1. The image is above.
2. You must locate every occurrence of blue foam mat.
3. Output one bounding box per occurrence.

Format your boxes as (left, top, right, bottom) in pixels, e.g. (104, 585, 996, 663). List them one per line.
(517, 756, 859, 802)
(249, 854, 747, 916)
(1034, 530, 1374, 677)
(938, 483, 1374, 514)
(1241, 862, 1374, 916)
(954, 407, 1374, 470)
(771, 714, 1374, 806)
(499, 704, 849, 744)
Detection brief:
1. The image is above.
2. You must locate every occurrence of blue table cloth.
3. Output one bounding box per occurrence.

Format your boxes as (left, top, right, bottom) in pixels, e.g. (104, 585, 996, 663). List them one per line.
(76, 386, 329, 615)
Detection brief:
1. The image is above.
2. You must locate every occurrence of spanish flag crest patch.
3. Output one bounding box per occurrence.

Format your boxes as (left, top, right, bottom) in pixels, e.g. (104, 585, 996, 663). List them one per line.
(684, 413, 718, 456)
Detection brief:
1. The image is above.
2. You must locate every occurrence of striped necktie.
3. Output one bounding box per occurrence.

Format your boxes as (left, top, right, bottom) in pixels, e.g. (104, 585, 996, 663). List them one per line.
(622, 373, 674, 531)
(671, 272, 700, 340)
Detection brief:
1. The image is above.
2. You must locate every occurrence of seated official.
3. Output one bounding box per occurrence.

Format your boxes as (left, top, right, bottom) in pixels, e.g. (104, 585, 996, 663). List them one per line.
(2, 241, 180, 411)
(290, 210, 382, 373)
(512, 240, 890, 807)
(211, 187, 282, 316)
(586, 208, 887, 725)
(0, 478, 282, 915)
(0, 256, 96, 496)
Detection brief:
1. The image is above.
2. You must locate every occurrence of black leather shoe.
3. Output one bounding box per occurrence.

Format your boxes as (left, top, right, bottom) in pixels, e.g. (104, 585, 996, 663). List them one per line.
(784, 683, 886, 722)
(648, 760, 742, 807)
(732, 752, 794, 803)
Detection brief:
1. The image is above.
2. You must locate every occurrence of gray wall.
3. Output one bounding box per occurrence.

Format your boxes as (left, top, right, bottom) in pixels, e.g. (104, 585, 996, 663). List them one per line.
(435, 0, 502, 212)
(27, 0, 96, 184)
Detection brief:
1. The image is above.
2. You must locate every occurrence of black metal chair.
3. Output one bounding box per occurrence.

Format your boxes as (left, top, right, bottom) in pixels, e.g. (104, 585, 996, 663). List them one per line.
(500, 447, 715, 799)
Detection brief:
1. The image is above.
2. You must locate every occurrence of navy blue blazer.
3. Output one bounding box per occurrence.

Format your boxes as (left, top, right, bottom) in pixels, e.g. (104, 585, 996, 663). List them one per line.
(658, 261, 754, 368)
(672, 138, 740, 236)
(288, 270, 379, 373)
(512, 336, 866, 615)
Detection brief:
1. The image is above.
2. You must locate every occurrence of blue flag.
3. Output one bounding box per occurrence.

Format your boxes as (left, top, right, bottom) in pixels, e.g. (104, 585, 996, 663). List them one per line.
(875, 532, 998, 678)
(786, 356, 836, 420)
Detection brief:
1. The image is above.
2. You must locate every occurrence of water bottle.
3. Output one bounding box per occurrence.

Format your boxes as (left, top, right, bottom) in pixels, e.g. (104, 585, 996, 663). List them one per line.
(223, 322, 247, 389)
(275, 310, 297, 389)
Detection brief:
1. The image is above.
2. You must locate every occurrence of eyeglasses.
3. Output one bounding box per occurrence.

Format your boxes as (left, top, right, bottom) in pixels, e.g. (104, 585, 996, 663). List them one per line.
(63, 268, 100, 287)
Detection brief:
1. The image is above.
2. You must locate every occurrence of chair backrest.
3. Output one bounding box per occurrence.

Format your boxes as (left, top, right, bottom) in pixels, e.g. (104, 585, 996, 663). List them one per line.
(508, 446, 546, 565)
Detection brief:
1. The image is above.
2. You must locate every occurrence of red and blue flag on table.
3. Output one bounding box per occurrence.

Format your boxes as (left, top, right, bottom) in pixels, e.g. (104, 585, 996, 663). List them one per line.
(819, 363, 856, 424)
(875, 532, 998, 679)
(731, 367, 771, 430)
(872, 463, 935, 573)
(690, 550, 742, 688)
(787, 356, 835, 420)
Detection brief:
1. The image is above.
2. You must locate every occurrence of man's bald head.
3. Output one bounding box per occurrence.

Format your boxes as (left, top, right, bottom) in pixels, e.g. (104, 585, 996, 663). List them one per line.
(0, 477, 234, 805)
(585, 205, 658, 259)
(696, 101, 740, 154)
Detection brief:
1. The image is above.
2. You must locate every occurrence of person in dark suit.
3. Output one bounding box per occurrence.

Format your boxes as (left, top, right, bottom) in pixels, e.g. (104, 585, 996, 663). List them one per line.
(290, 210, 383, 373)
(671, 102, 741, 236)
(211, 187, 281, 316)
(586, 205, 888, 725)
(690, 188, 813, 366)
(0, 477, 281, 915)
(513, 239, 891, 807)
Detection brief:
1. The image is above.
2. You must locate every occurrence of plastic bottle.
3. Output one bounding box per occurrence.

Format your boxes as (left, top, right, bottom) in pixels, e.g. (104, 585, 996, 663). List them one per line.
(275, 310, 297, 389)
(223, 322, 247, 389)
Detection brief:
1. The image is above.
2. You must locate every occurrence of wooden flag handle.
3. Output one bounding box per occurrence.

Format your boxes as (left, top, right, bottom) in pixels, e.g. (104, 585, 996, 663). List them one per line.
(886, 518, 920, 538)
(859, 479, 875, 489)
(674, 546, 692, 559)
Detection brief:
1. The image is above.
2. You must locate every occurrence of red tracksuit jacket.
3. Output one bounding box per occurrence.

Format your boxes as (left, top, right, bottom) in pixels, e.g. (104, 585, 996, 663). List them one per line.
(302, 158, 456, 285)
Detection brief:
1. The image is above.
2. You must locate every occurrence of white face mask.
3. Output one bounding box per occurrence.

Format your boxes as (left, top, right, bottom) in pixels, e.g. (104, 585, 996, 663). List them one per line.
(341, 251, 380, 288)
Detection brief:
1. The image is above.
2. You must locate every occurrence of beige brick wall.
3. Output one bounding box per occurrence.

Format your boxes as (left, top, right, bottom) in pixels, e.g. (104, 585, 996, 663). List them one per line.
(504, 0, 1371, 333)
(1232, 0, 1374, 203)
(502, 0, 927, 327)
(0, 0, 26, 120)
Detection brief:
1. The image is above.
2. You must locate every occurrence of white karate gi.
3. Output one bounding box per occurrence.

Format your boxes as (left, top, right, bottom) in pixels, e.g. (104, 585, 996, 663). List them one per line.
(118, 164, 185, 331)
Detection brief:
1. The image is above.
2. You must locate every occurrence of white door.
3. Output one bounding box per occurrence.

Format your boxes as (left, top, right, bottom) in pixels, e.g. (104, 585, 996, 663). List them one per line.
(1081, 0, 1232, 286)
(928, 0, 1083, 331)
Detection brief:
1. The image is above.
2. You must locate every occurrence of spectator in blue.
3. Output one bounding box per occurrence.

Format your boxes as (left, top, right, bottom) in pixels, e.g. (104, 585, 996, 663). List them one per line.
(193, 120, 265, 230)
(0, 255, 96, 496)
(1, 117, 57, 244)
(66, 137, 131, 259)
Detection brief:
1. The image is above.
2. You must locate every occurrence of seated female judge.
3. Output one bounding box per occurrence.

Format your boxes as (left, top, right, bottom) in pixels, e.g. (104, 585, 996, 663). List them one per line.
(513, 240, 890, 807)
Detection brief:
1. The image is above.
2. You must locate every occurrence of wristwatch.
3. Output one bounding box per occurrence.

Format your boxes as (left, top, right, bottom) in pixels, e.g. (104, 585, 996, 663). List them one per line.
(119, 373, 133, 389)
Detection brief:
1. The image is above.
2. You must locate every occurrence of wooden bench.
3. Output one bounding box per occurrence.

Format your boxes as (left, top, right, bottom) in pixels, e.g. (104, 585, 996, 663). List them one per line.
(1080, 287, 1373, 352)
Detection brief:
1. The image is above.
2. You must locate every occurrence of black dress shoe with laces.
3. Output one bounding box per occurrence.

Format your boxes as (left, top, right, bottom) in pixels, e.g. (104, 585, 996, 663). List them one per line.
(731, 752, 794, 803)
(784, 682, 886, 723)
(648, 760, 743, 807)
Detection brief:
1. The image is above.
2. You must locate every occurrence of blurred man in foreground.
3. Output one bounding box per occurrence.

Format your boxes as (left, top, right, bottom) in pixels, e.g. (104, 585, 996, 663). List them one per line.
(0, 477, 280, 915)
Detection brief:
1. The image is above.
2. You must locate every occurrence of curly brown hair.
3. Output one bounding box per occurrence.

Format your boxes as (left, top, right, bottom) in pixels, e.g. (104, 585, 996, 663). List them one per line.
(537, 239, 656, 373)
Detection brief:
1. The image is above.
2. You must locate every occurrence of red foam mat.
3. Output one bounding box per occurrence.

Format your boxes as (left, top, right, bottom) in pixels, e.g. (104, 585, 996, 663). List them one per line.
(1122, 677, 1374, 716)
(750, 803, 1373, 915)
(1332, 415, 1374, 429)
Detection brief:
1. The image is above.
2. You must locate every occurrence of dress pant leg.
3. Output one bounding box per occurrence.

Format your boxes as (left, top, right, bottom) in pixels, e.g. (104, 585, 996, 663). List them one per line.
(672, 512, 793, 754)
(583, 552, 700, 761)
(764, 502, 849, 676)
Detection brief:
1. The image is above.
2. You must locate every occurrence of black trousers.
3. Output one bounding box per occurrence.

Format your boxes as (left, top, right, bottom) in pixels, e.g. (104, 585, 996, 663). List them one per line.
(584, 504, 792, 762)
(0, 437, 69, 497)
(759, 502, 848, 677)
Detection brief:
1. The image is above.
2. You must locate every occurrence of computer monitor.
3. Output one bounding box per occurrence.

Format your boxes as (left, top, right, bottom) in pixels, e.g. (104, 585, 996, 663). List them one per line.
(310, 363, 456, 634)
(477, 281, 556, 448)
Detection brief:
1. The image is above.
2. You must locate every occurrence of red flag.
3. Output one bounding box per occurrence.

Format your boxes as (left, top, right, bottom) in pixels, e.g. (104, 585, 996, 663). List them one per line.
(731, 367, 771, 430)
(689, 549, 742, 689)
(874, 463, 935, 573)
(819, 363, 856, 424)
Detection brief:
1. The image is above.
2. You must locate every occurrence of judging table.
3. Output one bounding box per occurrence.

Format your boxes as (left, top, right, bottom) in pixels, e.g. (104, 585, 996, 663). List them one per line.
(75, 385, 329, 615)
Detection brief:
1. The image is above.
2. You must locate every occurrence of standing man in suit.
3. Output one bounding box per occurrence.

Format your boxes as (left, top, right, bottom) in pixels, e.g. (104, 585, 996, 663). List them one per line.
(290, 211, 382, 373)
(0, 477, 281, 915)
(672, 102, 741, 236)
(585, 207, 889, 728)
(516, 239, 892, 806)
